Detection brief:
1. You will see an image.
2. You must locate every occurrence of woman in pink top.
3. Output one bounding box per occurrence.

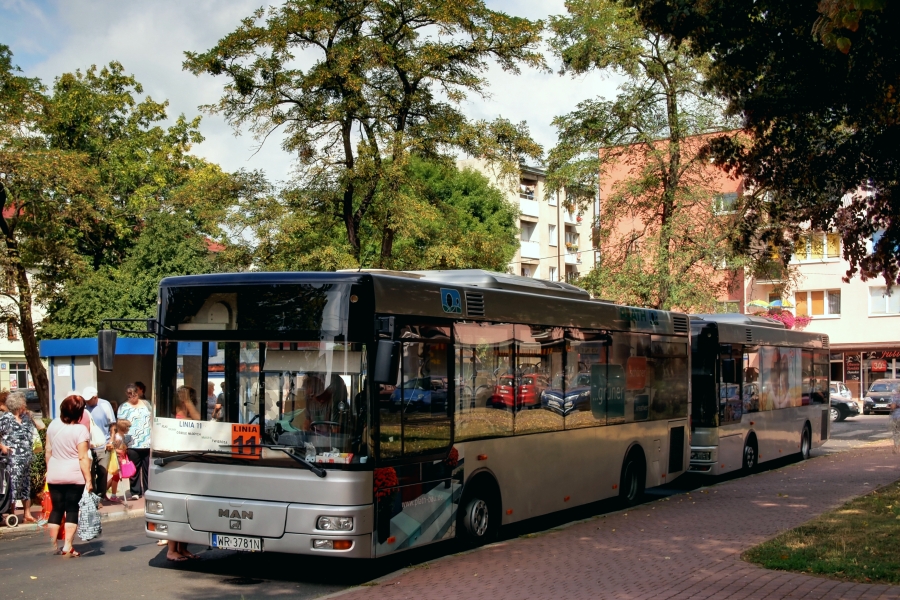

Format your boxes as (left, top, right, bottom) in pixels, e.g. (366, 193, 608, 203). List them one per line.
(45, 395, 92, 556)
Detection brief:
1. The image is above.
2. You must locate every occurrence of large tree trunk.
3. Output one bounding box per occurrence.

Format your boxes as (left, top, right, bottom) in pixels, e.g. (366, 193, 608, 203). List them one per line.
(8, 246, 50, 416)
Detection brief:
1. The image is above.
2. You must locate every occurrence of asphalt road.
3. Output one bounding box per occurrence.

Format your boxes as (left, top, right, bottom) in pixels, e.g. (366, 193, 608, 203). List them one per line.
(0, 414, 893, 600)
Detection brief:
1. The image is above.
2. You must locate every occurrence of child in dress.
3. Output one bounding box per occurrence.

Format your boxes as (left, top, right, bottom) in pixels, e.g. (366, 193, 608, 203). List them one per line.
(107, 419, 132, 502)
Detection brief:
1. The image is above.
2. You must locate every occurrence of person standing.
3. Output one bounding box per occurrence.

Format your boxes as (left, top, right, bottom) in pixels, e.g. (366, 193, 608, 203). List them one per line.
(0, 391, 37, 524)
(45, 395, 92, 556)
(117, 384, 151, 500)
(83, 387, 115, 502)
(207, 382, 222, 421)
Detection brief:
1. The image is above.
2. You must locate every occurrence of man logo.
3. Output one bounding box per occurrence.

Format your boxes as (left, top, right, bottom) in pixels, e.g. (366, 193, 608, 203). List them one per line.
(219, 509, 253, 520)
(230, 520, 241, 530)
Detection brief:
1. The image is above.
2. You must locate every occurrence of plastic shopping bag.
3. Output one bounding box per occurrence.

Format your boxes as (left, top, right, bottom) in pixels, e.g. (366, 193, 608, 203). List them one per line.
(108, 450, 119, 477)
(77, 490, 102, 541)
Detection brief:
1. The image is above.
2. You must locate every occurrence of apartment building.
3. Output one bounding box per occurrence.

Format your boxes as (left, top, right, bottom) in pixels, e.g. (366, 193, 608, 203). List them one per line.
(746, 235, 900, 399)
(458, 158, 598, 282)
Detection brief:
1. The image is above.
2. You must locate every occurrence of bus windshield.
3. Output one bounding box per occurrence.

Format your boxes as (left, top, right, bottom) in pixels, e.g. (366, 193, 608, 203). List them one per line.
(152, 340, 369, 467)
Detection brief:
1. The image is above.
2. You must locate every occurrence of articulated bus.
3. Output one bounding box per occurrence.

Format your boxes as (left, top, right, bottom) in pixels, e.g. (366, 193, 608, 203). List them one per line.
(688, 313, 830, 475)
(111, 270, 692, 558)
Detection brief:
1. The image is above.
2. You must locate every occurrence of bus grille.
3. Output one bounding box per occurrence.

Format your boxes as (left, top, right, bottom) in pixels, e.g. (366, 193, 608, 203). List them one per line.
(466, 292, 485, 317)
(745, 328, 753, 343)
(673, 315, 689, 334)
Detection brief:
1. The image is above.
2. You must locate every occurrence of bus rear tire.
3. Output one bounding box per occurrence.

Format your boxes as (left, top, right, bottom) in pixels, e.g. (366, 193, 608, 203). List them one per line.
(743, 437, 758, 472)
(800, 424, 812, 460)
(458, 479, 500, 547)
(619, 451, 645, 507)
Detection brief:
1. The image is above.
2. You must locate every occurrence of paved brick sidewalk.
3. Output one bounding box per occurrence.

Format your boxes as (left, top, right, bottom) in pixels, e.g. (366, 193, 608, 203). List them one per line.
(334, 442, 900, 600)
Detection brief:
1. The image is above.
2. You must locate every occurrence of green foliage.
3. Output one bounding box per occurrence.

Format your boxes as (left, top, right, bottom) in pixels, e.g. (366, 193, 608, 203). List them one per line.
(40, 212, 221, 339)
(628, 0, 900, 289)
(185, 0, 544, 266)
(546, 0, 739, 310)
(29, 418, 51, 501)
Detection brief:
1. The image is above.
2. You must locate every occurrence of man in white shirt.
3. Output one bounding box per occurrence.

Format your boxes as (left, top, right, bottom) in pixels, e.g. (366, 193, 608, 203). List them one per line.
(83, 386, 116, 501)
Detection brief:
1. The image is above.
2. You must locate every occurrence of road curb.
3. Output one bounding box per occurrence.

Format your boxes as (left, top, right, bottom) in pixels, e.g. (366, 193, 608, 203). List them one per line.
(0, 504, 143, 542)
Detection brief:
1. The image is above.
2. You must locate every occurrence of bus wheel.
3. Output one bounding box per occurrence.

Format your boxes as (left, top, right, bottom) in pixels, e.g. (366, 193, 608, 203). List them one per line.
(743, 438, 758, 472)
(800, 425, 812, 460)
(619, 452, 645, 507)
(459, 482, 499, 546)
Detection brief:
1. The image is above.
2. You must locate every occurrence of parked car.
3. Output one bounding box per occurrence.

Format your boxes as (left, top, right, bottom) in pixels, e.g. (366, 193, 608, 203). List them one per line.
(830, 393, 859, 422)
(540, 373, 592, 416)
(830, 381, 852, 400)
(863, 379, 900, 415)
(23, 389, 40, 413)
(390, 377, 448, 412)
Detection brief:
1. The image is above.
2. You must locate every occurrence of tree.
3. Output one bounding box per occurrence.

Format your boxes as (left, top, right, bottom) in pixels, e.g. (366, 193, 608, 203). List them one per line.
(39, 212, 224, 339)
(184, 0, 544, 268)
(232, 157, 519, 272)
(628, 0, 900, 288)
(546, 0, 739, 310)
(0, 44, 97, 415)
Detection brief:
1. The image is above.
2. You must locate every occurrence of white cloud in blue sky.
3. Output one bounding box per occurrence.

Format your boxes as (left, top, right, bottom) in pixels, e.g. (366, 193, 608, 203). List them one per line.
(1, 0, 619, 183)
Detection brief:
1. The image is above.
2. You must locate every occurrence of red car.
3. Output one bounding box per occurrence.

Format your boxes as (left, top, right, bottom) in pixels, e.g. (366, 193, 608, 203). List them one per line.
(490, 375, 546, 410)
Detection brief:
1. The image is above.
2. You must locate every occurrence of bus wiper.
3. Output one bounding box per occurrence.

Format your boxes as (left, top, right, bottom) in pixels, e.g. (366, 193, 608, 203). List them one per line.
(154, 450, 234, 467)
(218, 444, 327, 478)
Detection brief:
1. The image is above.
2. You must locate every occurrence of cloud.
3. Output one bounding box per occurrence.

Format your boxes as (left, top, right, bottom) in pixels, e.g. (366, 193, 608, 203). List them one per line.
(1, 0, 622, 180)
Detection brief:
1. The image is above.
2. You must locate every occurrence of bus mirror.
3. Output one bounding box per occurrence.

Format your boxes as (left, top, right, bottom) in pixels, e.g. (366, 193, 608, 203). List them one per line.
(373, 340, 400, 385)
(722, 358, 737, 384)
(98, 329, 117, 372)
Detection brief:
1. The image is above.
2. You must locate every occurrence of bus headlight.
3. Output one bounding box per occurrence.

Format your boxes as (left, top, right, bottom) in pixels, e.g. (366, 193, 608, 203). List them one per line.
(690, 450, 711, 461)
(317, 516, 353, 531)
(146, 501, 165, 515)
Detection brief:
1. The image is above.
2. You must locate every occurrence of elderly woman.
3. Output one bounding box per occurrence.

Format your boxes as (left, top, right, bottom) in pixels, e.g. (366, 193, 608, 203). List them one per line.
(0, 391, 37, 524)
(45, 395, 92, 555)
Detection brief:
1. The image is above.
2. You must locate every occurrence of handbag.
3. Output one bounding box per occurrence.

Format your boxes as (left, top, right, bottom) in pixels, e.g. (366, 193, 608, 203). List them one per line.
(119, 455, 137, 479)
(77, 489, 102, 541)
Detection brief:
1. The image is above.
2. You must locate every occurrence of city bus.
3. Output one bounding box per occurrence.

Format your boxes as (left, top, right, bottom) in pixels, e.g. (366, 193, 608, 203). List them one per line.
(688, 313, 830, 475)
(101, 270, 691, 558)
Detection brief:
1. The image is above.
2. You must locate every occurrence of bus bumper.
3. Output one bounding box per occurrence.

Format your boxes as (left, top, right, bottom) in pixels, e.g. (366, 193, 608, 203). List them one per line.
(144, 490, 375, 558)
(687, 445, 720, 475)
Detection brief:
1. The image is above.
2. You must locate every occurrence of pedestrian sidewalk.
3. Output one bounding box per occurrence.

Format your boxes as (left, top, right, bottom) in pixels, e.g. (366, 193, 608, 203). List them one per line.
(0, 492, 144, 541)
(331, 441, 900, 600)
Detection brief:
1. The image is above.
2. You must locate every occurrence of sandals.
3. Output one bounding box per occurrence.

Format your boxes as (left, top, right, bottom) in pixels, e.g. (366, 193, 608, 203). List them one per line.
(167, 555, 188, 562)
(61, 548, 81, 557)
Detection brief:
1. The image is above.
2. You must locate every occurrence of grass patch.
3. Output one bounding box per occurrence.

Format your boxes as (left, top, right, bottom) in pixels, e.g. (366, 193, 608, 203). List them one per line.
(743, 479, 900, 584)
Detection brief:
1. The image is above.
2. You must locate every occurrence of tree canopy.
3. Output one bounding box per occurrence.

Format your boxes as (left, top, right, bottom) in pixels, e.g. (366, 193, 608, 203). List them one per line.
(546, 0, 739, 310)
(184, 0, 544, 268)
(629, 0, 900, 288)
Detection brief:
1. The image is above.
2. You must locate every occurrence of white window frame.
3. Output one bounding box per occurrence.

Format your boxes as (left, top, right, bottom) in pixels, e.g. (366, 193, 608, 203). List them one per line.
(794, 289, 842, 319)
(792, 232, 841, 263)
(548, 266, 558, 282)
(868, 286, 900, 316)
(520, 221, 536, 242)
(548, 224, 557, 246)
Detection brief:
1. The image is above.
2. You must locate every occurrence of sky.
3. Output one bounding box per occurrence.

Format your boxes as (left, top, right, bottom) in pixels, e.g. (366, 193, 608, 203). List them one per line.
(1, 0, 621, 185)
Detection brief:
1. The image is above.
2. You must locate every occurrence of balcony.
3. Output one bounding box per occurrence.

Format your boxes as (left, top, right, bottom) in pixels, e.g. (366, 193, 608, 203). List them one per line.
(564, 251, 580, 265)
(520, 240, 541, 259)
(519, 198, 540, 218)
(563, 210, 579, 225)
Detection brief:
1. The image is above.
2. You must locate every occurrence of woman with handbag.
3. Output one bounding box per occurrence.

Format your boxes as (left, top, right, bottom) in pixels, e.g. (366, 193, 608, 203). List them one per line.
(44, 395, 92, 556)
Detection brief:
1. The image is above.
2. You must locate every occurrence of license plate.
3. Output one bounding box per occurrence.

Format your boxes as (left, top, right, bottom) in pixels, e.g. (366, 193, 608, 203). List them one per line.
(211, 533, 262, 552)
(876, 404, 888, 408)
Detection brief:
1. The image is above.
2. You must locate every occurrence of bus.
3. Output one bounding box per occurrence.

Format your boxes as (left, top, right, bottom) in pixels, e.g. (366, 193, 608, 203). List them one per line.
(687, 313, 830, 475)
(102, 270, 691, 558)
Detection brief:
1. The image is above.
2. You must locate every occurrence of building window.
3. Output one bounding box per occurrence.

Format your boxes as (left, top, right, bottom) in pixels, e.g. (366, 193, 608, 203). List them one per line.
(564, 228, 579, 252)
(713, 192, 738, 214)
(520, 221, 536, 242)
(795, 290, 841, 317)
(869, 287, 900, 315)
(548, 266, 557, 282)
(549, 190, 558, 206)
(6, 322, 18, 341)
(715, 301, 740, 314)
(9, 362, 31, 390)
(548, 224, 557, 246)
(521, 266, 537, 278)
(519, 181, 536, 200)
(794, 232, 841, 261)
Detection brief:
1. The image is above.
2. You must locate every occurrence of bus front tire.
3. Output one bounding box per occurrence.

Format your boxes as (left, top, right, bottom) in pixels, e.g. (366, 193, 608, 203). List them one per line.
(743, 438, 758, 472)
(619, 452, 645, 507)
(800, 424, 812, 460)
(458, 481, 500, 546)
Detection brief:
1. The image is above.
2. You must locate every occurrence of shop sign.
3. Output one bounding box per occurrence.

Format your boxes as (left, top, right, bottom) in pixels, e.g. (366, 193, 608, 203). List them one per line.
(845, 354, 861, 381)
(871, 359, 888, 372)
(865, 350, 900, 360)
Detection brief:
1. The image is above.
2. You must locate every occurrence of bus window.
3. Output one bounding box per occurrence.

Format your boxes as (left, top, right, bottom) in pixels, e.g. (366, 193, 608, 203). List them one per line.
(811, 350, 829, 404)
(454, 323, 514, 441)
(719, 344, 742, 424)
(378, 332, 451, 460)
(759, 346, 802, 410)
(743, 348, 760, 413)
(649, 337, 689, 421)
(514, 325, 564, 434)
(564, 329, 613, 429)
